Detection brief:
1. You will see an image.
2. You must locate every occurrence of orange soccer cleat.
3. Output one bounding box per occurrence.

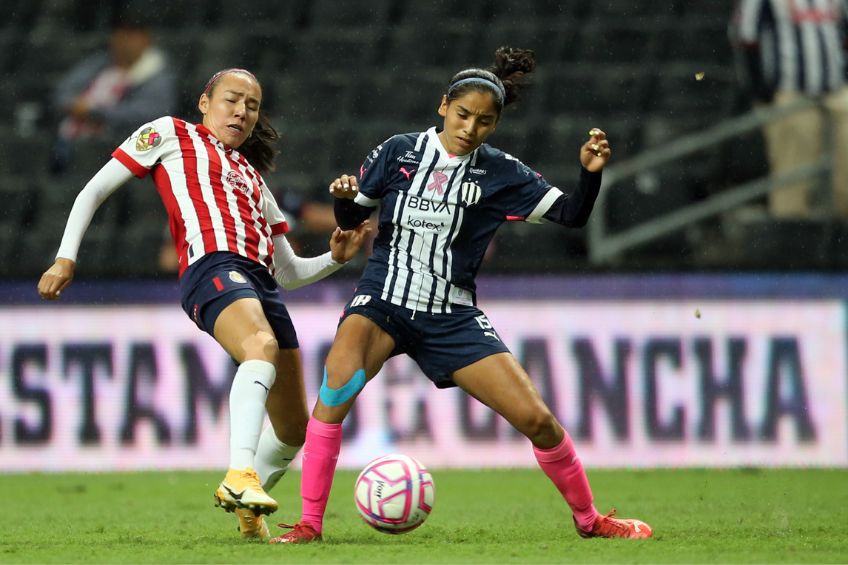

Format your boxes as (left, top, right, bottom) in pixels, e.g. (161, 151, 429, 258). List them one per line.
(268, 522, 323, 544)
(576, 508, 653, 539)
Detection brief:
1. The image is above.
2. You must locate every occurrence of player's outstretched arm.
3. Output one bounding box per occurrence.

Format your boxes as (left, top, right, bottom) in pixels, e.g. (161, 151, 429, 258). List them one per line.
(37, 158, 134, 300)
(272, 220, 371, 291)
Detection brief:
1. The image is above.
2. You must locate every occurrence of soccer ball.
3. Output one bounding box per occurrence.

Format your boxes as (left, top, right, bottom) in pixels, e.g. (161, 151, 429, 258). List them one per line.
(354, 453, 435, 534)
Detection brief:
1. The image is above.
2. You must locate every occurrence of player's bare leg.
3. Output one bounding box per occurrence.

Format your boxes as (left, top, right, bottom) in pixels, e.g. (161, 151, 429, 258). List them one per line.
(452, 353, 652, 539)
(269, 314, 394, 544)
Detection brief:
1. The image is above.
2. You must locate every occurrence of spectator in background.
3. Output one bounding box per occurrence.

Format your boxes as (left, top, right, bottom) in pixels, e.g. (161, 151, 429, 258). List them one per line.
(731, 0, 848, 219)
(50, 10, 176, 174)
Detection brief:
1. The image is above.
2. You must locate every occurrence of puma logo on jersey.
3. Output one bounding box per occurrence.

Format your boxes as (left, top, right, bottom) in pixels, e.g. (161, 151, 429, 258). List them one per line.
(399, 167, 416, 180)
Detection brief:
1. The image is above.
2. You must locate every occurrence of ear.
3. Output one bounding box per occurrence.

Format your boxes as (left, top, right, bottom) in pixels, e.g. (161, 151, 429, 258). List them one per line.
(198, 93, 209, 115)
(437, 95, 448, 118)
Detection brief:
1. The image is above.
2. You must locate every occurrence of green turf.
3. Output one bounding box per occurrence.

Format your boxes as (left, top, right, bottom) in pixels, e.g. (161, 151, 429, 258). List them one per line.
(1, 468, 846, 563)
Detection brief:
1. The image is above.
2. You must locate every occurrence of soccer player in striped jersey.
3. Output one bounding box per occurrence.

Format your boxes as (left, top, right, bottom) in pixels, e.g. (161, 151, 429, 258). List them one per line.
(270, 48, 652, 544)
(37, 68, 370, 541)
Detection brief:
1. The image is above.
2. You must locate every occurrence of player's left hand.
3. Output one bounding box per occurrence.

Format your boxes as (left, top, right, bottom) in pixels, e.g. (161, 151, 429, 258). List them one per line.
(330, 220, 372, 263)
(580, 128, 611, 172)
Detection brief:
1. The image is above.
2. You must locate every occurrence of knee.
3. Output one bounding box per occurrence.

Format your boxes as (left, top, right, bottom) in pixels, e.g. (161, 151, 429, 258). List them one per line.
(241, 330, 278, 361)
(324, 351, 364, 388)
(515, 409, 561, 446)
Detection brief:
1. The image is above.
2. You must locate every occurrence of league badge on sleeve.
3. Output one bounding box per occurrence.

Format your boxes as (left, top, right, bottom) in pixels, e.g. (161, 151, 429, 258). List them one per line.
(135, 127, 162, 152)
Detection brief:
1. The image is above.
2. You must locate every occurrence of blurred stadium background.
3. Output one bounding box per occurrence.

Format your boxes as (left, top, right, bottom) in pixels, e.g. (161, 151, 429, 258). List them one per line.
(1, 0, 846, 476)
(1, 0, 776, 277)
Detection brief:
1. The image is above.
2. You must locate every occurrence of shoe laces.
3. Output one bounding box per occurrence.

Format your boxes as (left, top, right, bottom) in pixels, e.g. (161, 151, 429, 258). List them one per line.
(276, 522, 317, 537)
(239, 468, 263, 489)
(594, 508, 631, 536)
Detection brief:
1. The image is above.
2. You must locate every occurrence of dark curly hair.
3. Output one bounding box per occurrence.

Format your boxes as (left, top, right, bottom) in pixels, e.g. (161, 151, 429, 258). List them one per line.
(204, 69, 280, 173)
(446, 46, 537, 115)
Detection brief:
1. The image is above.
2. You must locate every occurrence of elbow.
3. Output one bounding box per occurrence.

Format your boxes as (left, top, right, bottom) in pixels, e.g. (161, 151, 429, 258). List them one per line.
(275, 272, 302, 291)
(564, 213, 590, 228)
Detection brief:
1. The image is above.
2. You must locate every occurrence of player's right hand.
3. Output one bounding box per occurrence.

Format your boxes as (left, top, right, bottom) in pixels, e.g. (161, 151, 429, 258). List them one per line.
(329, 174, 359, 200)
(37, 258, 75, 300)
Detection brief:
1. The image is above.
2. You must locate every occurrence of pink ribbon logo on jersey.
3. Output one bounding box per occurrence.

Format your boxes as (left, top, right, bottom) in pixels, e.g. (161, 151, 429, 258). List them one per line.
(426, 171, 448, 195)
(226, 170, 250, 194)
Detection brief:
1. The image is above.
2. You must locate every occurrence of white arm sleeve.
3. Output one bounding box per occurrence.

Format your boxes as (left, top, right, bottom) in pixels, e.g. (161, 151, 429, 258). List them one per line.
(55, 158, 135, 261)
(272, 234, 344, 290)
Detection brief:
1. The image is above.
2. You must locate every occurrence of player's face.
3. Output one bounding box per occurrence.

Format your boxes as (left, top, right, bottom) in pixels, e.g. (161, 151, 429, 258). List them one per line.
(198, 73, 262, 149)
(437, 90, 499, 156)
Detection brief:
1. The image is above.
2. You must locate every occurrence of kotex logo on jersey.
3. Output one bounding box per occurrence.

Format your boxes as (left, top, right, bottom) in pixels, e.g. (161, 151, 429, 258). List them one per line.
(135, 126, 162, 152)
(225, 171, 250, 194)
(403, 194, 450, 233)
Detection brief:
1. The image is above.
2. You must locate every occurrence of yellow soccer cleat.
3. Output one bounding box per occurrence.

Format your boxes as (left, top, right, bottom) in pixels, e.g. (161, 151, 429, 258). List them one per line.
(235, 508, 270, 541)
(214, 467, 278, 515)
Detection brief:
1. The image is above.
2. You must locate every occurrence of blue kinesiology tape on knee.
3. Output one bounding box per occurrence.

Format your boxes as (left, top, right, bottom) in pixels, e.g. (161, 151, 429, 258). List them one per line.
(319, 367, 366, 407)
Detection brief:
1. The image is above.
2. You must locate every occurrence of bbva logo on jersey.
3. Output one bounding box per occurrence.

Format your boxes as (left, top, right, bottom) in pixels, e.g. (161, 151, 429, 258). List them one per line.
(461, 182, 482, 207)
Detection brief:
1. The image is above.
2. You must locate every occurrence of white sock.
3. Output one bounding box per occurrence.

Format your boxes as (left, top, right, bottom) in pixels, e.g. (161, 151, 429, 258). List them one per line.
(255, 424, 302, 491)
(228, 359, 276, 470)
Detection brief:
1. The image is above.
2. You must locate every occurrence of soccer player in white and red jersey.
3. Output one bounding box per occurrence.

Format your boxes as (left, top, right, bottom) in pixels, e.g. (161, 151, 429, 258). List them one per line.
(37, 68, 370, 540)
(270, 48, 652, 544)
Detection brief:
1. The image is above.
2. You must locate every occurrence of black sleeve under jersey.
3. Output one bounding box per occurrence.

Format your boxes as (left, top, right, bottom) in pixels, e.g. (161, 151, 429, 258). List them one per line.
(542, 167, 603, 227)
(335, 198, 372, 230)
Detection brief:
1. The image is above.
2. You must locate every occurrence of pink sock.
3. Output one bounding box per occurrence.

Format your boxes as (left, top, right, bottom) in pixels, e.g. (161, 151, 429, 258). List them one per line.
(300, 417, 343, 533)
(533, 432, 598, 532)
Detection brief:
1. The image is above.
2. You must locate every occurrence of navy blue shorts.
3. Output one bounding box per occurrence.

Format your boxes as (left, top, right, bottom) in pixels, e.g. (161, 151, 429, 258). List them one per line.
(340, 292, 510, 388)
(179, 252, 299, 349)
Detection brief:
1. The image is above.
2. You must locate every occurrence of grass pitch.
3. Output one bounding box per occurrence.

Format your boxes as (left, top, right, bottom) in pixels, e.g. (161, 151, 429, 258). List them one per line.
(1, 468, 846, 563)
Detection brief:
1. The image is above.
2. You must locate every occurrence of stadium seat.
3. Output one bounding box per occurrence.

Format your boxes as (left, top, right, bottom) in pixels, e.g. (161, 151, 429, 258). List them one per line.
(305, 0, 391, 28)
(273, 74, 351, 126)
(385, 23, 480, 69)
(575, 18, 669, 64)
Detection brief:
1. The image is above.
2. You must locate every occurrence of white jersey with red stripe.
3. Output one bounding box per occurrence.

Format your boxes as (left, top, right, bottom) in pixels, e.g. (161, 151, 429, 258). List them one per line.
(112, 116, 289, 276)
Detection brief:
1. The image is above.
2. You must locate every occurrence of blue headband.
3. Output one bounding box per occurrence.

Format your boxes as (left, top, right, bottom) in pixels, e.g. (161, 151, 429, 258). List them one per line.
(448, 77, 505, 104)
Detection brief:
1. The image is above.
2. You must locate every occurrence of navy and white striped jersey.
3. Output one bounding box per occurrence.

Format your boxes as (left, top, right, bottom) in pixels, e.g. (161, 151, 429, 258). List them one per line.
(349, 127, 566, 314)
(733, 0, 848, 97)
